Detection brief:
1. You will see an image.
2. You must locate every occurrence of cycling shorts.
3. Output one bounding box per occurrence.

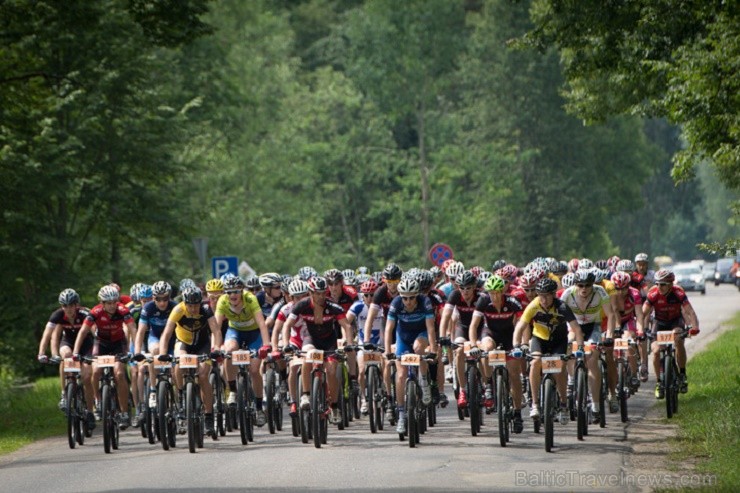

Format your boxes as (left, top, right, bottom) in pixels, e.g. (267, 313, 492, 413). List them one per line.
(94, 339, 128, 357)
(395, 331, 428, 357)
(480, 326, 515, 351)
(581, 323, 602, 344)
(529, 334, 568, 356)
(225, 328, 262, 351)
(62, 333, 93, 356)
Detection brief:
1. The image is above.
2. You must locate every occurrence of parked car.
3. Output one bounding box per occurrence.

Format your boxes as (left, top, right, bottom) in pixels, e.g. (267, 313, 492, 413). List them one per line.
(713, 258, 735, 285)
(702, 261, 716, 281)
(672, 263, 706, 295)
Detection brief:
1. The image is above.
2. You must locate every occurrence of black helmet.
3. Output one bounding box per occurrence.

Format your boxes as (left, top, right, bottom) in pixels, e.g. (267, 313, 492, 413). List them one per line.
(323, 269, 344, 283)
(259, 272, 282, 289)
(245, 275, 260, 290)
(308, 276, 327, 292)
(58, 288, 80, 305)
(573, 269, 596, 285)
(182, 287, 203, 304)
(491, 259, 507, 272)
(535, 278, 558, 294)
(456, 270, 478, 288)
(383, 263, 402, 281)
(416, 270, 434, 291)
(223, 276, 245, 291)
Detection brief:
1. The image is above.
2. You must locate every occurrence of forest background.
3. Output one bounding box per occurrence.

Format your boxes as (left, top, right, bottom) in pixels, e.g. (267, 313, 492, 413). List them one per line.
(1, 0, 737, 377)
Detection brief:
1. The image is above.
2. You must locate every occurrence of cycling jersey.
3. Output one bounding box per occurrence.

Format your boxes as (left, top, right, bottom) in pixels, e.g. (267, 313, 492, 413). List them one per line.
(84, 303, 132, 343)
(444, 289, 484, 330)
(370, 284, 396, 318)
(277, 301, 306, 348)
(644, 285, 689, 322)
(140, 299, 177, 339)
(472, 294, 522, 349)
(329, 285, 358, 313)
(505, 284, 529, 307)
(168, 301, 215, 347)
(559, 285, 610, 326)
(50, 307, 93, 352)
(616, 287, 642, 324)
(388, 294, 434, 355)
(215, 292, 261, 331)
(256, 291, 281, 318)
(349, 300, 384, 345)
(288, 298, 346, 350)
(520, 297, 576, 341)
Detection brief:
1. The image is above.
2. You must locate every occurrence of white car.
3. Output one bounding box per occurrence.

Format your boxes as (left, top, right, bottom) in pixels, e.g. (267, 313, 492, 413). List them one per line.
(672, 263, 706, 295)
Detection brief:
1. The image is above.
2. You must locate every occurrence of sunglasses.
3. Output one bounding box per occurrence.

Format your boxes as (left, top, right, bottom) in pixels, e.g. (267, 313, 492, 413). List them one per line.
(459, 286, 474, 291)
(576, 284, 593, 288)
(225, 290, 242, 295)
(385, 280, 400, 285)
(154, 296, 170, 302)
(401, 295, 416, 301)
(185, 302, 200, 306)
(362, 293, 373, 297)
(656, 282, 671, 286)
(523, 288, 536, 293)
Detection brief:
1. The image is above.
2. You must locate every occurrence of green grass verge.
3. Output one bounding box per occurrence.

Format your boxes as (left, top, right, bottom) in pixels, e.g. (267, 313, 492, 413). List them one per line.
(0, 375, 65, 455)
(656, 313, 740, 492)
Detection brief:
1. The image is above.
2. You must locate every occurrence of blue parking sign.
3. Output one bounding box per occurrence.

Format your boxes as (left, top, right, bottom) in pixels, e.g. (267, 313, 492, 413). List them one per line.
(212, 256, 238, 279)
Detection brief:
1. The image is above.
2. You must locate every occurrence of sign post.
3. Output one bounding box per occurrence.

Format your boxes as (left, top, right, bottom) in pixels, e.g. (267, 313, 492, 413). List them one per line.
(212, 256, 238, 279)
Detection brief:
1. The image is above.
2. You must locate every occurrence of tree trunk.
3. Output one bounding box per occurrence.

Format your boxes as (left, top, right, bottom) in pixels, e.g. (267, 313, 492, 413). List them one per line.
(417, 102, 431, 256)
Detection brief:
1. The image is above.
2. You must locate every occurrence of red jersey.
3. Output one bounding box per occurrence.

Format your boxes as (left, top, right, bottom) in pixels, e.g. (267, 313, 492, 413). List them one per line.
(506, 285, 529, 307)
(617, 287, 643, 324)
(289, 298, 346, 341)
(328, 285, 358, 313)
(83, 303, 132, 342)
(644, 285, 689, 322)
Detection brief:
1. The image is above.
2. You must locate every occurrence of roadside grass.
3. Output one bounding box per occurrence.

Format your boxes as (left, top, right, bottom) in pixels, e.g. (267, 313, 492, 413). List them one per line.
(655, 314, 740, 492)
(0, 375, 65, 455)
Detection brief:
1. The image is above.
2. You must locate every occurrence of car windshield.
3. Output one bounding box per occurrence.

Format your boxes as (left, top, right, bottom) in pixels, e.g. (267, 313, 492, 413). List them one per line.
(673, 265, 701, 276)
(716, 259, 734, 272)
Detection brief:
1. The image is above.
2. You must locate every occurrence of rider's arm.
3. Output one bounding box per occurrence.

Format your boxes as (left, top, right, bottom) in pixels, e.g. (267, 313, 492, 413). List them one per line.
(254, 311, 270, 348)
(512, 318, 527, 347)
(338, 317, 353, 344)
(384, 318, 396, 355)
(38, 321, 56, 358)
(568, 320, 585, 347)
(124, 319, 135, 349)
(50, 323, 62, 359)
(425, 316, 437, 354)
(135, 319, 148, 355)
(158, 319, 175, 354)
(363, 304, 380, 343)
(282, 315, 295, 348)
(681, 302, 700, 330)
(641, 301, 653, 330)
(634, 302, 645, 335)
(73, 322, 92, 355)
(208, 316, 223, 349)
(439, 304, 454, 340)
(271, 317, 284, 348)
(468, 312, 482, 345)
(603, 298, 617, 339)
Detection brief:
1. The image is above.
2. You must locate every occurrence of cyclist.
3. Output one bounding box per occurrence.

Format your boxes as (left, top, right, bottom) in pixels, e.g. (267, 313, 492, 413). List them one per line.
(468, 275, 524, 432)
(257, 272, 284, 322)
(216, 275, 272, 427)
(634, 253, 655, 290)
(560, 269, 617, 423)
(284, 276, 353, 424)
(439, 270, 483, 408)
(418, 269, 449, 408)
(349, 279, 385, 414)
(276, 279, 310, 417)
(384, 278, 437, 435)
(610, 271, 645, 387)
(325, 268, 359, 388)
(642, 269, 700, 397)
(38, 289, 95, 429)
(513, 278, 585, 424)
(155, 286, 222, 438)
(73, 285, 136, 429)
(245, 275, 261, 295)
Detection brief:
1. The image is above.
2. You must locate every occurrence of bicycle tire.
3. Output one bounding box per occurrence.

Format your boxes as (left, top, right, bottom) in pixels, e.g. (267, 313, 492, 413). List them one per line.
(618, 360, 628, 423)
(312, 373, 324, 449)
(65, 382, 76, 449)
(101, 383, 112, 453)
(576, 366, 587, 440)
(428, 398, 436, 428)
(157, 380, 170, 450)
(336, 366, 346, 431)
(544, 378, 555, 452)
(265, 368, 276, 434)
(664, 354, 674, 419)
(75, 384, 86, 445)
(195, 385, 204, 448)
(406, 381, 417, 448)
(497, 372, 507, 447)
(298, 372, 310, 443)
(246, 382, 255, 442)
(368, 366, 378, 434)
(209, 371, 226, 437)
(599, 358, 607, 428)
(110, 385, 120, 450)
(237, 374, 249, 445)
(467, 366, 479, 437)
(186, 381, 197, 453)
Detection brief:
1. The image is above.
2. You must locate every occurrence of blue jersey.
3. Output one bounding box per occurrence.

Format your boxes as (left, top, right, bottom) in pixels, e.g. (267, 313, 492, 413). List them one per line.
(139, 300, 177, 338)
(256, 291, 280, 318)
(388, 295, 434, 333)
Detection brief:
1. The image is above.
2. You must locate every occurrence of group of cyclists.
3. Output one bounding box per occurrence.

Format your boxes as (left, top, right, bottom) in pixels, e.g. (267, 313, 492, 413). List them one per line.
(37, 251, 701, 450)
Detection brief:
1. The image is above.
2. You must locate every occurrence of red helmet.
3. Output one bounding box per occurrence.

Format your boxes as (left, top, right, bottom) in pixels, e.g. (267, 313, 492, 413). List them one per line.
(654, 269, 675, 283)
(630, 271, 645, 287)
(567, 258, 579, 273)
(611, 271, 631, 289)
(441, 258, 455, 273)
(607, 255, 621, 271)
(500, 264, 518, 282)
(519, 272, 539, 290)
(307, 276, 328, 292)
(470, 266, 483, 277)
(360, 279, 379, 294)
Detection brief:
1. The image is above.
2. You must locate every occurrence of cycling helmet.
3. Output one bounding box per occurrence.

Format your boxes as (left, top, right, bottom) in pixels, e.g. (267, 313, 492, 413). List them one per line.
(356, 273, 371, 285)
(561, 272, 575, 289)
(360, 279, 379, 294)
(416, 270, 434, 291)
(307, 276, 327, 292)
(139, 284, 153, 299)
(205, 278, 224, 293)
(631, 271, 645, 286)
(397, 278, 419, 295)
(298, 266, 318, 281)
(383, 263, 402, 281)
(491, 259, 507, 272)
(152, 281, 172, 297)
(404, 267, 420, 280)
(456, 270, 478, 288)
(245, 275, 260, 290)
(58, 288, 80, 305)
(607, 255, 621, 271)
(654, 269, 675, 283)
(634, 253, 649, 263)
(477, 270, 492, 288)
(573, 269, 595, 285)
(259, 272, 282, 289)
(469, 266, 483, 277)
(343, 273, 358, 287)
(484, 275, 506, 292)
(323, 269, 343, 283)
(499, 264, 518, 282)
(129, 283, 144, 302)
(179, 278, 197, 292)
(220, 273, 237, 284)
(430, 266, 442, 278)
(356, 266, 369, 276)
(223, 276, 244, 291)
(341, 269, 355, 280)
(594, 269, 609, 283)
(182, 286, 203, 304)
(519, 272, 539, 290)
(611, 272, 631, 289)
(441, 258, 455, 274)
(579, 258, 594, 270)
(371, 271, 383, 283)
(288, 279, 310, 296)
(535, 278, 558, 294)
(567, 258, 580, 273)
(595, 259, 608, 270)
(552, 260, 568, 275)
(616, 259, 634, 273)
(98, 285, 120, 302)
(445, 261, 464, 279)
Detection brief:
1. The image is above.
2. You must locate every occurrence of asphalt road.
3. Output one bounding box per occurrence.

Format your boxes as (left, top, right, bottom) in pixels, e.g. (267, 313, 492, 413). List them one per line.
(0, 283, 737, 493)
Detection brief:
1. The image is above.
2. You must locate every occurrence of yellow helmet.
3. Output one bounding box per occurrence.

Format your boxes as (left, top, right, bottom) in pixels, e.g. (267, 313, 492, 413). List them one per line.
(205, 278, 224, 293)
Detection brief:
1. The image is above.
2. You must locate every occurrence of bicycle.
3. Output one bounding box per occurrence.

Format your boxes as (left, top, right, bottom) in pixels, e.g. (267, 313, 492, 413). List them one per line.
(528, 352, 570, 453)
(488, 348, 513, 447)
(656, 328, 688, 418)
(300, 347, 345, 449)
(262, 348, 286, 434)
(228, 348, 257, 445)
(393, 352, 436, 448)
(50, 357, 91, 449)
(86, 353, 130, 454)
(177, 354, 211, 453)
(613, 337, 637, 423)
(335, 345, 359, 430)
(208, 353, 228, 437)
(451, 342, 485, 436)
(595, 342, 608, 428)
(568, 342, 590, 440)
(152, 354, 178, 451)
(361, 343, 386, 434)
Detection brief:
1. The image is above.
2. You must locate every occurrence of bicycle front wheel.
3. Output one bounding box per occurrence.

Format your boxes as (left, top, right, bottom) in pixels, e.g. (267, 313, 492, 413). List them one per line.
(575, 366, 588, 440)
(664, 354, 675, 419)
(544, 378, 556, 452)
(311, 374, 325, 449)
(66, 382, 76, 449)
(367, 366, 378, 434)
(101, 383, 112, 453)
(265, 368, 276, 434)
(157, 380, 171, 451)
(237, 374, 249, 445)
(467, 367, 479, 437)
(186, 381, 197, 453)
(496, 372, 508, 447)
(618, 360, 628, 423)
(406, 381, 418, 448)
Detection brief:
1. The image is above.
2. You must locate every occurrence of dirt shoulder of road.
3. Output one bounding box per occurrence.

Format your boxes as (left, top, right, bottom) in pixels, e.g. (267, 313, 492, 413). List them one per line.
(625, 314, 737, 492)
